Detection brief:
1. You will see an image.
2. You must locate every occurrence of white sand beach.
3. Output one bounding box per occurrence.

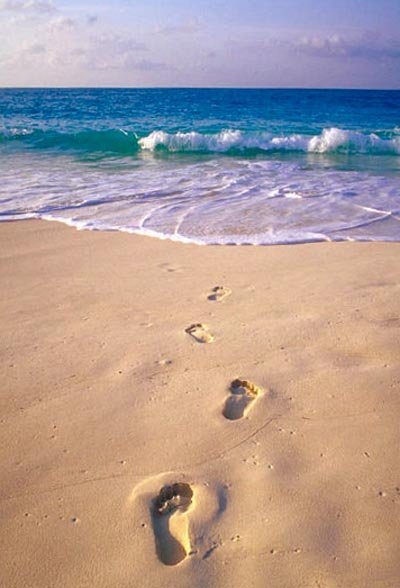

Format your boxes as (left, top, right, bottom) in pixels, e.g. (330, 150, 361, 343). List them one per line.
(1, 219, 399, 588)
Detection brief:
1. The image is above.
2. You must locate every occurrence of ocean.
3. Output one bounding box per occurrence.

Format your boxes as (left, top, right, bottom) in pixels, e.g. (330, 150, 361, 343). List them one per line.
(0, 87, 399, 245)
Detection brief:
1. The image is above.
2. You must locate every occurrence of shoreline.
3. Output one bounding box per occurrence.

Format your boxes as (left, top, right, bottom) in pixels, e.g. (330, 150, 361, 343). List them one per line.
(1, 219, 399, 587)
(4, 215, 400, 248)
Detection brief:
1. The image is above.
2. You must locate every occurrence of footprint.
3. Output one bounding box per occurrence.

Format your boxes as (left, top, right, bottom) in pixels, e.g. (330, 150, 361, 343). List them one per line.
(151, 483, 194, 566)
(185, 323, 214, 344)
(208, 286, 232, 302)
(223, 379, 262, 420)
(159, 263, 184, 273)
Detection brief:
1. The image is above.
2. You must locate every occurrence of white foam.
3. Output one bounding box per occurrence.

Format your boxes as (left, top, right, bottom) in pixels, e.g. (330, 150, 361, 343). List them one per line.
(308, 127, 400, 154)
(138, 127, 400, 155)
(1, 152, 400, 245)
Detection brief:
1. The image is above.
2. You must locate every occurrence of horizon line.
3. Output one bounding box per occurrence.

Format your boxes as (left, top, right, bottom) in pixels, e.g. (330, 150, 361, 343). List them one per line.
(1, 86, 399, 91)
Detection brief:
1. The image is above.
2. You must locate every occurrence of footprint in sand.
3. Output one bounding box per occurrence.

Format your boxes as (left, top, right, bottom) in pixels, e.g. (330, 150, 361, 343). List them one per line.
(208, 286, 232, 302)
(151, 482, 194, 566)
(159, 263, 184, 273)
(223, 379, 262, 420)
(185, 323, 214, 343)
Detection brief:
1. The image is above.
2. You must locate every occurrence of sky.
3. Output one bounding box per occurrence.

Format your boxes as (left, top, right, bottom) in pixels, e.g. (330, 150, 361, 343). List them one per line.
(1, 0, 400, 88)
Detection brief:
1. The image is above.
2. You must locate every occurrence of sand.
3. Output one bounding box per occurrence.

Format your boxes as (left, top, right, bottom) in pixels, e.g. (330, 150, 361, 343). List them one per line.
(0, 219, 399, 588)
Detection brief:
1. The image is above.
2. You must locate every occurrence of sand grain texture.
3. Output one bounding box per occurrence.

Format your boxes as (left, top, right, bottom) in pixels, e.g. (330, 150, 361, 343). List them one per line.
(0, 220, 399, 588)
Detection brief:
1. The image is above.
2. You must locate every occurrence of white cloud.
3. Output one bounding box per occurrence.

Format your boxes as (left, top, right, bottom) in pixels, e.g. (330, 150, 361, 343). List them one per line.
(0, 40, 45, 66)
(293, 32, 400, 61)
(0, 0, 57, 13)
(28, 41, 45, 53)
(225, 30, 400, 65)
(155, 17, 203, 36)
(0, 31, 172, 74)
(129, 59, 173, 72)
(46, 16, 76, 32)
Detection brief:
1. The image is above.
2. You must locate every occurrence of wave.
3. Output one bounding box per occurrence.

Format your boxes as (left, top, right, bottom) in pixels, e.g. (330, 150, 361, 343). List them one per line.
(0, 128, 138, 155)
(139, 128, 400, 155)
(1, 126, 400, 156)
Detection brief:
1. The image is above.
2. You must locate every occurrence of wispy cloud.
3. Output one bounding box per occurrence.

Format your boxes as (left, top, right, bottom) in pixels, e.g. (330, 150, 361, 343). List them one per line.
(226, 30, 400, 63)
(85, 34, 148, 69)
(86, 14, 98, 26)
(46, 15, 76, 32)
(133, 59, 173, 72)
(155, 17, 203, 36)
(293, 31, 400, 61)
(73, 50, 172, 73)
(0, 0, 57, 13)
(0, 32, 172, 74)
(1, 2, 399, 88)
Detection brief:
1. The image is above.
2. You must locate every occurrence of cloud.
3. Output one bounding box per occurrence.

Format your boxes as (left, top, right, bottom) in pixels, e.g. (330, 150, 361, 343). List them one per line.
(225, 30, 400, 65)
(28, 41, 45, 54)
(78, 53, 166, 72)
(128, 59, 173, 72)
(86, 14, 98, 26)
(226, 38, 270, 54)
(0, 0, 57, 13)
(84, 34, 148, 69)
(155, 17, 202, 36)
(293, 32, 400, 61)
(46, 15, 76, 32)
(0, 39, 47, 66)
(0, 32, 172, 74)
(73, 45, 171, 72)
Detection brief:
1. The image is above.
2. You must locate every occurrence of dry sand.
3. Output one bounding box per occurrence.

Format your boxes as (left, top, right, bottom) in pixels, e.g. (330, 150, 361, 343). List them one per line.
(0, 219, 399, 588)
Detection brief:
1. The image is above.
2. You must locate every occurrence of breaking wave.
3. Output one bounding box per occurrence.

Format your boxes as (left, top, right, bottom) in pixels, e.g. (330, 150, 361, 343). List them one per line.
(139, 127, 400, 154)
(1, 127, 400, 156)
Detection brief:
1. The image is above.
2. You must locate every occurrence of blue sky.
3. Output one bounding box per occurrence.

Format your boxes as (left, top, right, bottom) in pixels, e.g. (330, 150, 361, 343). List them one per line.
(1, 0, 400, 87)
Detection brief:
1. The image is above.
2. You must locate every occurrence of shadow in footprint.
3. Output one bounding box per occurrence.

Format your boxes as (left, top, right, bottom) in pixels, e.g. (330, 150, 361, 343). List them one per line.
(208, 286, 232, 302)
(185, 323, 214, 343)
(151, 483, 194, 566)
(216, 485, 228, 515)
(223, 379, 262, 420)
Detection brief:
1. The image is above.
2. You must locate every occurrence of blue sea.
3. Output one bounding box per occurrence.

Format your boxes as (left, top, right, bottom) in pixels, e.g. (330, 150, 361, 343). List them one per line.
(0, 88, 399, 244)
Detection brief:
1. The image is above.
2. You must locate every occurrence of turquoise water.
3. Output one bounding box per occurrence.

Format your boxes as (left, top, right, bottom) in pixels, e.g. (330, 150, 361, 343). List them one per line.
(1, 88, 399, 244)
